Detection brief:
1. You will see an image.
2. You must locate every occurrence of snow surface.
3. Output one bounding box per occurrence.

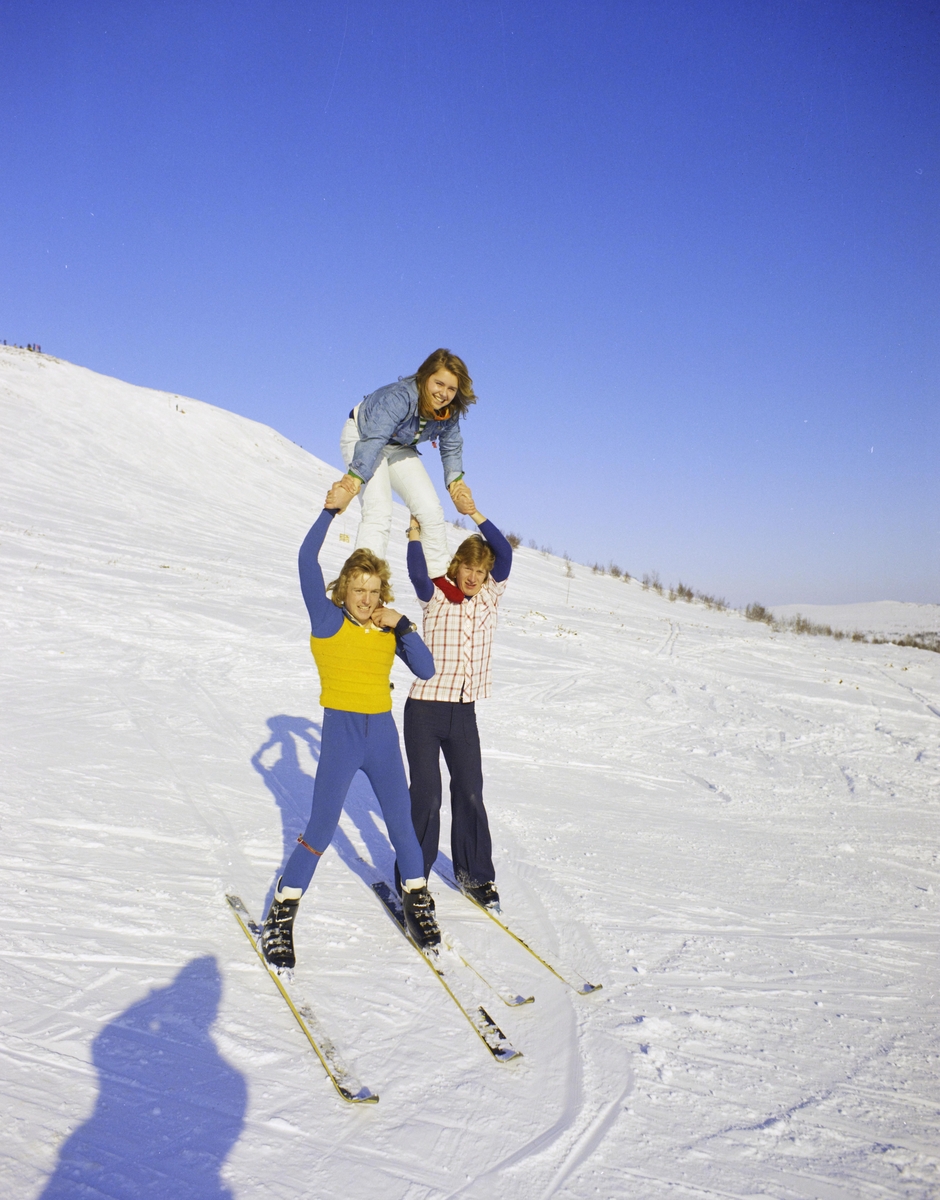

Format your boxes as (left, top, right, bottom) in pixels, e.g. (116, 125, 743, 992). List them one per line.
(2, 345, 939, 1200)
(769, 602, 940, 642)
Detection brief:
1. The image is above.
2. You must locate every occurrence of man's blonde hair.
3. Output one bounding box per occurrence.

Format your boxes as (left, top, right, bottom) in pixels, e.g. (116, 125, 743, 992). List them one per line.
(445, 534, 496, 582)
(328, 549, 394, 608)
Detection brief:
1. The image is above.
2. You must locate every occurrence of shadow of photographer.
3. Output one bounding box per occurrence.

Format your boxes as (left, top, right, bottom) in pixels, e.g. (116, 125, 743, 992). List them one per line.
(40, 956, 246, 1200)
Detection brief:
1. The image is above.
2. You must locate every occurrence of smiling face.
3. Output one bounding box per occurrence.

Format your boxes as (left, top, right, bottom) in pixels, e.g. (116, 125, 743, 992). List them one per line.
(346, 572, 383, 623)
(455, 561, 487, 597)
(423, 368, 459, 417)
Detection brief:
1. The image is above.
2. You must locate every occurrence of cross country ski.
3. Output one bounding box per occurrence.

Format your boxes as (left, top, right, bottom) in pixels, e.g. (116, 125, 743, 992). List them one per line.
(459, 889, 603, 995)
(225, 894, 378, 1104)
(371, 881, 523, 1062)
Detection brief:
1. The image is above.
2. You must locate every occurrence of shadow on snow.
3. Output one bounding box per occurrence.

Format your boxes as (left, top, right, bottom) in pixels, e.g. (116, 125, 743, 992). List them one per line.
(40, 956, 246, 1200)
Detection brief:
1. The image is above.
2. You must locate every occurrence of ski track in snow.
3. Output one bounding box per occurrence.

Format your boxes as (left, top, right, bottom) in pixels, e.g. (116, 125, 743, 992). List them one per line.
(2, 346, 939, 1199)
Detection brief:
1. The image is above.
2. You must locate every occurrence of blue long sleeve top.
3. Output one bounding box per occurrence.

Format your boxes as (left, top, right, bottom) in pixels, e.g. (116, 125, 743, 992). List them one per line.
(407, 518, 513, 603)
(299, 509, 435, 678)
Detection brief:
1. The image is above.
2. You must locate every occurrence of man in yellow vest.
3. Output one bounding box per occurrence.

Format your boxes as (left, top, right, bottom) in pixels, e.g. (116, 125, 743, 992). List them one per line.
(261, 489, 440, 972)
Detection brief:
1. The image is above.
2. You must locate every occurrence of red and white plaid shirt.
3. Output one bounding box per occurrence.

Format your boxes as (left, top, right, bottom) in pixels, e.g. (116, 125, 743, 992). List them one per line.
(409, 577, 507, 703)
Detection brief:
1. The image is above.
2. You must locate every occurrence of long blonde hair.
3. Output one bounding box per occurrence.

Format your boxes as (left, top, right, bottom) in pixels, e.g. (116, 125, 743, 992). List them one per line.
(328, 549, 394, 608)
(415, 349, 476, 419)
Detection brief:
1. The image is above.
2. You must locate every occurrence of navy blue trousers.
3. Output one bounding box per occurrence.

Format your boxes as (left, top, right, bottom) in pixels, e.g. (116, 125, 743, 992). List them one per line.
(281, 708, 425, 894)
(400, 697, 495, 888)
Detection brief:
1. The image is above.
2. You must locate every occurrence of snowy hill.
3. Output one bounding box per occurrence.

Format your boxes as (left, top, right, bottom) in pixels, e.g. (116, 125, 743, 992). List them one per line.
(2, 346, 938, 1200)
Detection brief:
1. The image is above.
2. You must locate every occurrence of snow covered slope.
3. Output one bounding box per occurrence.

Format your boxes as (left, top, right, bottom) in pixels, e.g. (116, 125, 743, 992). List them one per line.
(2, 346, 938, 1199)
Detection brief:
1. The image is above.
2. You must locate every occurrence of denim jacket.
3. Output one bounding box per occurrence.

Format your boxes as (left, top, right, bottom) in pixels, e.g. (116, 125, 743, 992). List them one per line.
(347, 376, 465, 487)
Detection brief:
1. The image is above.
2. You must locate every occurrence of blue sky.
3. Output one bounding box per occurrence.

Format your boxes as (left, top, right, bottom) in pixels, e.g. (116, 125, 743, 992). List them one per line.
(2, 0, 937, 606)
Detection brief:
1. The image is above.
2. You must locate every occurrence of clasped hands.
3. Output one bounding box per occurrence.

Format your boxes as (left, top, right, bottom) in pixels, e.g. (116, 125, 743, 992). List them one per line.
(325, 474, 477, 517)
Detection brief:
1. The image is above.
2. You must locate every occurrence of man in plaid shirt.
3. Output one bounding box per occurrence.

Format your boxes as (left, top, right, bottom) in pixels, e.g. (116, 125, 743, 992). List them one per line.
(398, 486, 512, 911)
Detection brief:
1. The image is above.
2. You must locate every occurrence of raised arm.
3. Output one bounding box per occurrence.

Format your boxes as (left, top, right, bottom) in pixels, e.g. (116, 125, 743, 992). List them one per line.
(451, 487, 513, 583)
(406, 515, 435, 602)
(298, 508, 344, 638)
(476, 517, 512, 583)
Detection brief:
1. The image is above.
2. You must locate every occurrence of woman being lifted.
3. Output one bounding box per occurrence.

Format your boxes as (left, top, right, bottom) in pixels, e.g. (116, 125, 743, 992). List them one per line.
(261, 486, 441, 972)
(329, 349, 476, 578)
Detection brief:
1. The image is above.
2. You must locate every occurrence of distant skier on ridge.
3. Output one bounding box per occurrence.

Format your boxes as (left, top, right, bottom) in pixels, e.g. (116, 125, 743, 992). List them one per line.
(260, 488, 441, 972)
(328, 349, 477, 578)
(399, 484, 512, 912)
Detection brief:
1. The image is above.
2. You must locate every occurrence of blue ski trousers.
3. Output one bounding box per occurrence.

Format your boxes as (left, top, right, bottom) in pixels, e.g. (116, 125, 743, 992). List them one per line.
(281, 708, 425, 893)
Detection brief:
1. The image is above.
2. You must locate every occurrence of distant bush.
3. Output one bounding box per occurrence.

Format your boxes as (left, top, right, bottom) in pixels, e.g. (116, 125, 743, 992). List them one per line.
(506, 532, 522, 549)
(746, 603, 774, 625)
(895, 632, 940, 653)
(743, 612, 939, 656)
(676, 582, 694, 602)
(697, 591, 725, 609)
(609, 564, 622, 578)
(793, 614, 832, 637)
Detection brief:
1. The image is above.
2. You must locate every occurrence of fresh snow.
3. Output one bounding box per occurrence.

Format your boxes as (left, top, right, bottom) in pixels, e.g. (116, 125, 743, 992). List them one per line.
(2, 345, 938, 1200)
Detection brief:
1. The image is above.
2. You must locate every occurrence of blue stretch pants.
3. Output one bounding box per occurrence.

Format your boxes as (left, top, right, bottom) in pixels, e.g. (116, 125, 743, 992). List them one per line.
(281, 708, 425, 893)
(398, 698, 495, 889)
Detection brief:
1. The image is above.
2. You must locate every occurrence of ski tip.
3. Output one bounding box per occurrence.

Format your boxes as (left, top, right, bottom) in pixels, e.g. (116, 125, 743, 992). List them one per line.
(577, 982, 603, 994)
(507, 994, 535, 1007)
(342, 1086, 380, 1104)
(495, 1045, 524, 1062)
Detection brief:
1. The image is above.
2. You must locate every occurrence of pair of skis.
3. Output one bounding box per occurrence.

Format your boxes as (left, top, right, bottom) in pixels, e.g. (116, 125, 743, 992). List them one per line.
(226, 879, 601, 1104)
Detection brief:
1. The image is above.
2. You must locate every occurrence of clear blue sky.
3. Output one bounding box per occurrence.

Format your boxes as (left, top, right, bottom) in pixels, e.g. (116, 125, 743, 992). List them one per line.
(2, 1, 937, 606)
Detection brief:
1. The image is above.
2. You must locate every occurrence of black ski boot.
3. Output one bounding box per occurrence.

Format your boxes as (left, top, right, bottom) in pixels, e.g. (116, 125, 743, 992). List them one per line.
(261, 879, 302, 972)
(401, 884, 441, 949)
(460, 878, 501, 913)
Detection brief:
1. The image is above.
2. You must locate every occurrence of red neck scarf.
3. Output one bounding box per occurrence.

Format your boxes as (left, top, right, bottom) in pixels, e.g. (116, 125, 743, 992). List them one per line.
(433, 575, 465, 604)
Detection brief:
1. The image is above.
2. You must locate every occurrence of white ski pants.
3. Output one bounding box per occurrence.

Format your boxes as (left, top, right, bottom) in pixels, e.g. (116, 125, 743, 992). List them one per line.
(339, 416, 452, 577)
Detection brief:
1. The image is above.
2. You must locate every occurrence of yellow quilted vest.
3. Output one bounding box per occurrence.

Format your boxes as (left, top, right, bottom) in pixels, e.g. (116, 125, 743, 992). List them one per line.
(310, 618, 397, 714)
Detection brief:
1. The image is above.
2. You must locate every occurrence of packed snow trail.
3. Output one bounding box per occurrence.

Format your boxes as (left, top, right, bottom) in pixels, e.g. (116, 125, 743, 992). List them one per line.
(2, 347, 939, 1199)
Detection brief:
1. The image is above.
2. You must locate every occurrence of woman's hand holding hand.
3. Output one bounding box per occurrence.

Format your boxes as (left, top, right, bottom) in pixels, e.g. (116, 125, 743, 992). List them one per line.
(326, 474, 361, 512)
(450, 482, 477, 516)
(324, 483, 347, 510)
